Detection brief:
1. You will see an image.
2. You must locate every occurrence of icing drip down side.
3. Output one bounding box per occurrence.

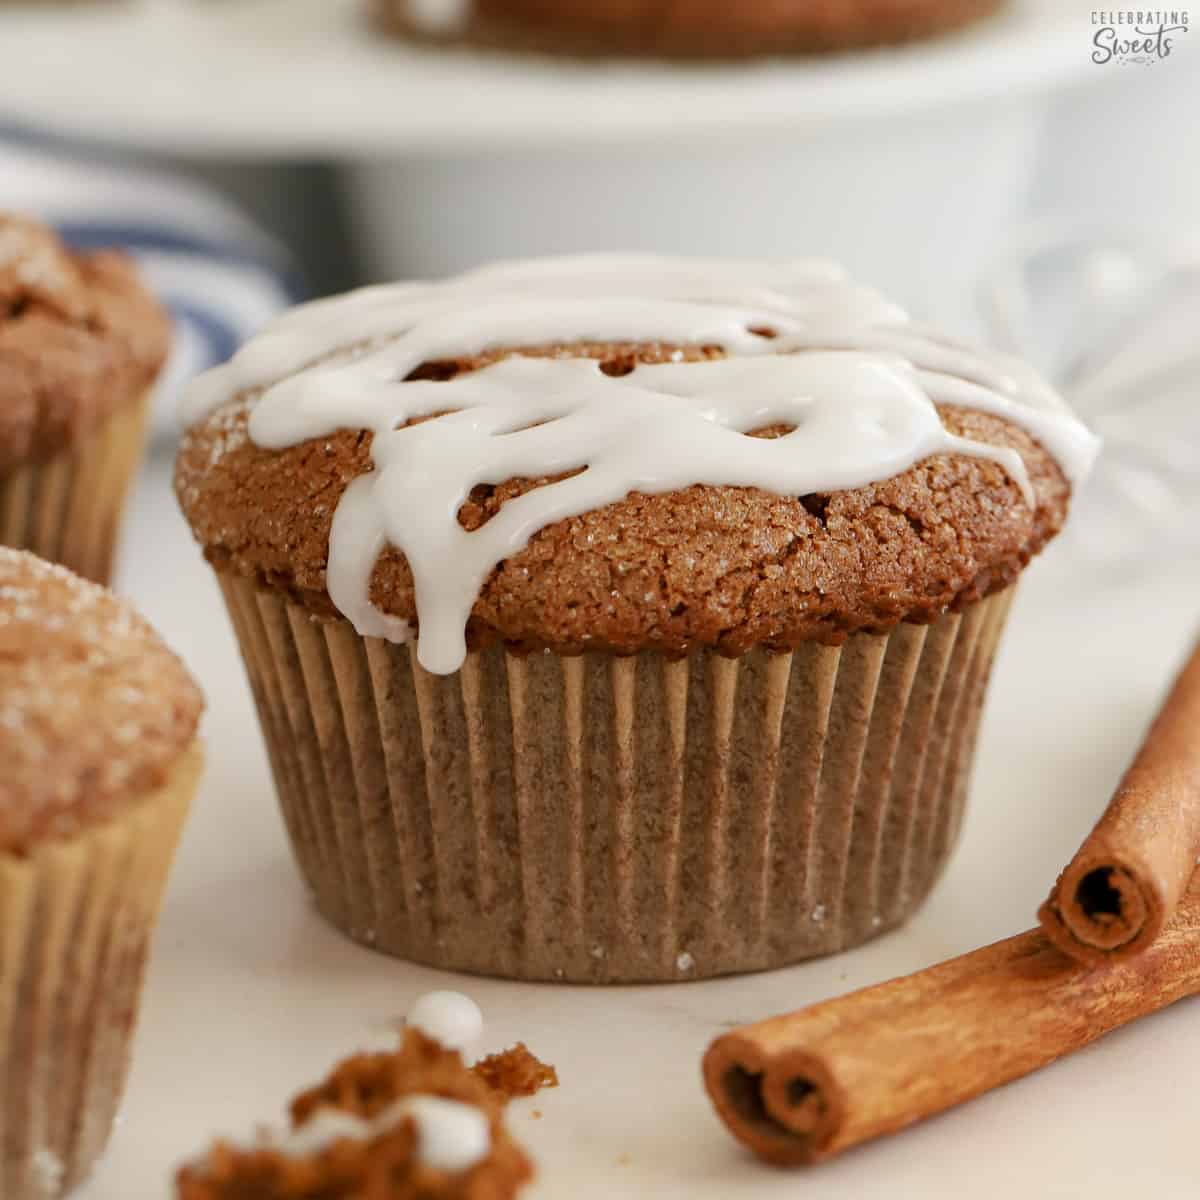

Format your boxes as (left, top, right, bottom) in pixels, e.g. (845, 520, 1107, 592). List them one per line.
(181, 255, 1100, 676)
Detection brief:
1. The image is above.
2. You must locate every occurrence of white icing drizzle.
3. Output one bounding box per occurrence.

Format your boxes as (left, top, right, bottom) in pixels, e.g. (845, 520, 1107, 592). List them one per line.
(406, 990, 484, 1053)
(242, 1096, 491, 1173)
(183, 254, 1101, 677)
(179, 255, 898, 426)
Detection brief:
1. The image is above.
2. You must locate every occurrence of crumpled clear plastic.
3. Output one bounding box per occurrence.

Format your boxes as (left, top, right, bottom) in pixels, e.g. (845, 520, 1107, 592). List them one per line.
(980, 225, 1200, 575)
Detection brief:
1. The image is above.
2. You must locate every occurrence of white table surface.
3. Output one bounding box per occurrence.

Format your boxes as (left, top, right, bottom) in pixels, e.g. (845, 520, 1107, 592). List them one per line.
(82, 453, 1200, 1199)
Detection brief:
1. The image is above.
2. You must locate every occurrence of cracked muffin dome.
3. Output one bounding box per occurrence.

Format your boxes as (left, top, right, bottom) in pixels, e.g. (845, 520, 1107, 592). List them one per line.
(176, 335, 1078, 663)
(0, 211, 169, 477)
(0, 547, 203, 854)
(0, 211, 171, 583)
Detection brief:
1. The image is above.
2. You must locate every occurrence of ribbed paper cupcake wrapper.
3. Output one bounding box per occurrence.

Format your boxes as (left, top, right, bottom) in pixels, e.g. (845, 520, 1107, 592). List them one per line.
(219, 572, 1013, 983)
(0, 744, 199, 1199)
(0, 391, 150, 585)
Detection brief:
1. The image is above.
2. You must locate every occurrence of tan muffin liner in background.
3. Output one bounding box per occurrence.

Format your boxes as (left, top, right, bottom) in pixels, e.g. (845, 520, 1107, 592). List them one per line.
(219, 573, 1014, 983)
(0, 743, 199, 1200)
(0, 391, 150, 586)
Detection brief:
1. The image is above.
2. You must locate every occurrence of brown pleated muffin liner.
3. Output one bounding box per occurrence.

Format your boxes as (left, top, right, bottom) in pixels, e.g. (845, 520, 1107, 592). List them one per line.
(0, 742, 199, 1200)
(0, 390, 150, 585)
(219, 572, 1014, 983)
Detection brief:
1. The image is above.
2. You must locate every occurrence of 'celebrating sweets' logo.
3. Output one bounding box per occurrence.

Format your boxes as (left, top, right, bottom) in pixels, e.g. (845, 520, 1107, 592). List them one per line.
(1091, 9, 1189, 62)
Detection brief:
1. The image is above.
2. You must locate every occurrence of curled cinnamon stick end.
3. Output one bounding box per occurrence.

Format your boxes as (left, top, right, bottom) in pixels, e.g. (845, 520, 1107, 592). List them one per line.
(704, 887, 1200, 1167)
(702, 1042, 839, 1165)
(1039, 640, 1200, 965)
(1038, 857, 1155, 964)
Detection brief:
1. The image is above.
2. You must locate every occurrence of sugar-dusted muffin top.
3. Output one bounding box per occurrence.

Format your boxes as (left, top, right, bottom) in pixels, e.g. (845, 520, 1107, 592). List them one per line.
(0, 549, 204, 853)
(0, 211, 171, 476)
(176, 255, 1098, 675)
(177, 1030, 537, 1200)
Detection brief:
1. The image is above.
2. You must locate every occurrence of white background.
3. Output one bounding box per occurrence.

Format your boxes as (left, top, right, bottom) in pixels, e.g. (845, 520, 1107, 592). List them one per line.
(80, 456, 1200, 1198)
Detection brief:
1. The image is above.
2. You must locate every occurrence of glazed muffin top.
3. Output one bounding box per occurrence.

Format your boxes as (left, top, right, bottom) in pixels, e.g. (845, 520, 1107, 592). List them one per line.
(0, 211, 171, 477)
(0, 549, 204, 854)
(176, 255, 1098, 675)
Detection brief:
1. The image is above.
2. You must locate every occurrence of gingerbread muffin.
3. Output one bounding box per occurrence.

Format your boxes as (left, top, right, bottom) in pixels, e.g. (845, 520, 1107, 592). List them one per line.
(175, 253, 1098, 983)
(0, 549, 203, 1198)
(177, 1030, 534, 1200)
(0, 212, 170, 584)
(371, 0, 1006, 56)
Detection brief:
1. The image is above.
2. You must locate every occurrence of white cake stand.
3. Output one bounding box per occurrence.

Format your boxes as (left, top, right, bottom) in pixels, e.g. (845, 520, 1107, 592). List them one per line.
(0, 0, 1095, 154)
(0, 0, 1109, 316)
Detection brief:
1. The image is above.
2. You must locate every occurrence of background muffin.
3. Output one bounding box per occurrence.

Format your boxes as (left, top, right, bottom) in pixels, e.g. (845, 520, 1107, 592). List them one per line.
(0, 212, 170, 584)
(371, 0, 1007, 57)
(0, 549, 203, 1199)
(174, 255, 1093, 983)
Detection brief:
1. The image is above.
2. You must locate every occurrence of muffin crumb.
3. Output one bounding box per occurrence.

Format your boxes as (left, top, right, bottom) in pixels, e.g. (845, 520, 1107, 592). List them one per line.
(177, 1031, 534, 1199)
(473, 1045, 558, 1101)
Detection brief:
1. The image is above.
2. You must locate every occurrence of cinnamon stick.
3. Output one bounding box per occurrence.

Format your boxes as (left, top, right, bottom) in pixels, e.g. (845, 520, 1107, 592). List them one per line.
(1039, 639, 1200, 964)
(703, 884, 1200, 1166)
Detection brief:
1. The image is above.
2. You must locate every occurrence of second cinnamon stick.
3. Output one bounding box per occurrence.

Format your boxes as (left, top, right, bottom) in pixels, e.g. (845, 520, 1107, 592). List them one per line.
(704, 885, 1200, 1166)
(1040, 639, 1200, 964)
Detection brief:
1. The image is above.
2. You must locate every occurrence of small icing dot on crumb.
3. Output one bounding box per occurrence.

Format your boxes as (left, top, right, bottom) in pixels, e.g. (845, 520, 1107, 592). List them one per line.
(676, 951, 695, 973)
(406, 991, 483, 1052)
(397, 1095, 491, 1172)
